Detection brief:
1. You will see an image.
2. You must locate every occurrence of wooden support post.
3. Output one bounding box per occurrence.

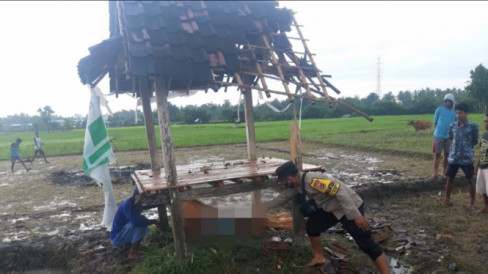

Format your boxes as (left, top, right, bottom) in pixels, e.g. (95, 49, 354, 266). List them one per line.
(291, 108, 307, 245)
(154, 77, 187, 259)
(238, 74, 257, 161)
(240, 74, 260, 203)
(157, 203, 170, 232)
(138, 76, 170, 232)
(138, 76, 160, 171)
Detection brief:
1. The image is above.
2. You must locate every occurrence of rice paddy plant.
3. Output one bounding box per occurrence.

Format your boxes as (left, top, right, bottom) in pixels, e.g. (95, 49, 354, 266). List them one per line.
(0, 114, 484, 160)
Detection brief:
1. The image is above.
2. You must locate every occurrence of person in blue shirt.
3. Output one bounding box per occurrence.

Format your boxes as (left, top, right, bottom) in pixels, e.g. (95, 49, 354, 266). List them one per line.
(432, 93, 457, 180)
(10, 138, 30, 173)
(444, 102, 479, 208)
(110, 188, 160, 259)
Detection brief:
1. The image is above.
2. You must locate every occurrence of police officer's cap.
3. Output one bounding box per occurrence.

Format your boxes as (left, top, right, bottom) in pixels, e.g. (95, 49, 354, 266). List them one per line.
(275, 161, 298, 182)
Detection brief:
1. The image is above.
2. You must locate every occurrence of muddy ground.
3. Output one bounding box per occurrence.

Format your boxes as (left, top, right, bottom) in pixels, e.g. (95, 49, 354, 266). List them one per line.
(0, 141, 486, 273)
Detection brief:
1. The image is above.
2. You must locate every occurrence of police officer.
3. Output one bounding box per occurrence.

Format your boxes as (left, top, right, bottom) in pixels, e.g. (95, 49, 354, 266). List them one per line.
(264, 161, 389, 273)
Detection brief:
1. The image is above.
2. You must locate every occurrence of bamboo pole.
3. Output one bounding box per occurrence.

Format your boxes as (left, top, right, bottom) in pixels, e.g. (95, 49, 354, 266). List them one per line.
(214, 81, 373, 122)
(254, 62, 271, 98)
(246, 44, 314, 56)
(291, 14, 330, 104)
(154, 77, 187, 259)
(261, 35, 293, 101)
(290, 107, 307, 245)
(278, 48, 314, 100)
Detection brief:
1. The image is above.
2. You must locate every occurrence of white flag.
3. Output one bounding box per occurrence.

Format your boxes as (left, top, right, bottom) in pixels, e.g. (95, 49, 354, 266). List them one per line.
(83, 87, 117, 231)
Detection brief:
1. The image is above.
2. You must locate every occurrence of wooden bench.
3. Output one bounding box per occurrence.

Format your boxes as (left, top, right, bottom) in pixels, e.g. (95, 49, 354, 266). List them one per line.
(132, 157, 323, 203)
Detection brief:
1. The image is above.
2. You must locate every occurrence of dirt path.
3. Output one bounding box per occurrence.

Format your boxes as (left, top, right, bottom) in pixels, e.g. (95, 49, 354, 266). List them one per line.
(0, 141, 459, 273)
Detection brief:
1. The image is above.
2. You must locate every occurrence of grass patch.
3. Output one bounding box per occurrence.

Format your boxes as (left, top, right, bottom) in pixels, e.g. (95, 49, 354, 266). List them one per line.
(385, 190, 488, 272)
(0, 114, 485, 160)
(133, 226, 381, 273)
(133, 229, 312, 274)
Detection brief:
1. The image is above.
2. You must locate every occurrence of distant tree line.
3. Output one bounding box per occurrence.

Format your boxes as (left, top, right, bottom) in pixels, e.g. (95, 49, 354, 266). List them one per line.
(0, 106, 86, 133)
(159, 87, 474, 125)
(1, 64, 487, 132)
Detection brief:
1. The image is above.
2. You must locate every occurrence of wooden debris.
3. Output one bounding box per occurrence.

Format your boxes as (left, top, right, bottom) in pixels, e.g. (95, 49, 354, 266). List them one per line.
(80, 245, 106, 257)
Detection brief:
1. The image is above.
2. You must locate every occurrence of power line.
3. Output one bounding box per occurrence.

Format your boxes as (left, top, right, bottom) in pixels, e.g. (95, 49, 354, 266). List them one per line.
(376, 57, 382, 97)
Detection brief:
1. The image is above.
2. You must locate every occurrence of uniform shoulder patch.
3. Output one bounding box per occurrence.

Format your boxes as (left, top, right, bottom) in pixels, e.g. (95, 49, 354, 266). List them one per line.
(310, 178, 340, 196)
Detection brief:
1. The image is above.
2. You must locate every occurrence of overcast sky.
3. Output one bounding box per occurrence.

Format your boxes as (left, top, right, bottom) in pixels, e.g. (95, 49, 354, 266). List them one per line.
(1, 1, 487, 118)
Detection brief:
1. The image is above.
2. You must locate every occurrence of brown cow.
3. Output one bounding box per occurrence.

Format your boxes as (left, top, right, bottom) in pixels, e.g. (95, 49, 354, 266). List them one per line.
(407, 120, 432, 133)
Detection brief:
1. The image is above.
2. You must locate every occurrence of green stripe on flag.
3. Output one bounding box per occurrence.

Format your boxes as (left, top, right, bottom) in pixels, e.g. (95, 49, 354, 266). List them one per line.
(98, 157, 110, 166)
(83, 158, 89, 173)
(88, 117, 108, 147)
(88, 141, 112, 164)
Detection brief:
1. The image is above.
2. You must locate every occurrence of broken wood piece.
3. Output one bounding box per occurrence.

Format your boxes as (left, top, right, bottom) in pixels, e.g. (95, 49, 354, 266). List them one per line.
(200, 165, 212, 174)
(80, 245, 106, 257)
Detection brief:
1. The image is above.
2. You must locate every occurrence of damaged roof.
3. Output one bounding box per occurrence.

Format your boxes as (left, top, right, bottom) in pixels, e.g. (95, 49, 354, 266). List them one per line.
(78, 1, 293, 93)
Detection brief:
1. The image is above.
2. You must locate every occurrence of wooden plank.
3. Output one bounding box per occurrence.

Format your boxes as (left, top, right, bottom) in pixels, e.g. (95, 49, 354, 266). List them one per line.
(141, 179, 284, 205)
(154, 77, 187, 259)
(133, 158, 323, 193)
(138, 76, 160, 171)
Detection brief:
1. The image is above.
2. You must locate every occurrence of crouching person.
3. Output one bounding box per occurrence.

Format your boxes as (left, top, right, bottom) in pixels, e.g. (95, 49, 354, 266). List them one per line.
(263, 161, 390, 273)
(110, 188, 160, 259)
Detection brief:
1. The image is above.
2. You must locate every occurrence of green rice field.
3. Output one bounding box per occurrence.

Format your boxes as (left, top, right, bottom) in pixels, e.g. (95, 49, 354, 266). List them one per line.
(1, 114, 485, 160)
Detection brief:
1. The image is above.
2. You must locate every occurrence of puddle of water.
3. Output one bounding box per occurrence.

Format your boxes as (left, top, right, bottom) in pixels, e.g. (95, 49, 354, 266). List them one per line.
(2, 231, 30, 243)
(44, 229, 60, 236)
(365, 157, 383, 164)
(79, 221, 103, 231)
(50, 213, 71, 219)
(187, 155, 225, 166)
(75, 214, 93, 219)
(33, 200, 78, 211)
(311, 148, 402, 185)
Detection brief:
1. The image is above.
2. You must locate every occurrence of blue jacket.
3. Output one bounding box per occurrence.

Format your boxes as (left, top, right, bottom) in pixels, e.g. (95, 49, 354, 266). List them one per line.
(433, 94, 456, 139)
(110, 190, 148, 241)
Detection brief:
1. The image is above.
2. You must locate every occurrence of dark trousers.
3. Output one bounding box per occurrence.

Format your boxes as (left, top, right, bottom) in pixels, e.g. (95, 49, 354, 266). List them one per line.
(305, 204, 383, 261)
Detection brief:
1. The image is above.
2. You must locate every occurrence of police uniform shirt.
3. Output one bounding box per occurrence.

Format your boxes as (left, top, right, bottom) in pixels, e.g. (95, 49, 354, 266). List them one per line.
(268, 172, 363, 221)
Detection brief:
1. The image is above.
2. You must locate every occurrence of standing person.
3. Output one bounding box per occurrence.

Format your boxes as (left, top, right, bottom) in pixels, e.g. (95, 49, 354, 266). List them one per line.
(31, 131, 49, 163)
(431, 93, 457, 180)
(475, 114, 488, 214)
(444, 102, 479, 208)
(262, 161, 390, 274)
(110, 188, 160, 259)
(10, 138, 30, 172)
